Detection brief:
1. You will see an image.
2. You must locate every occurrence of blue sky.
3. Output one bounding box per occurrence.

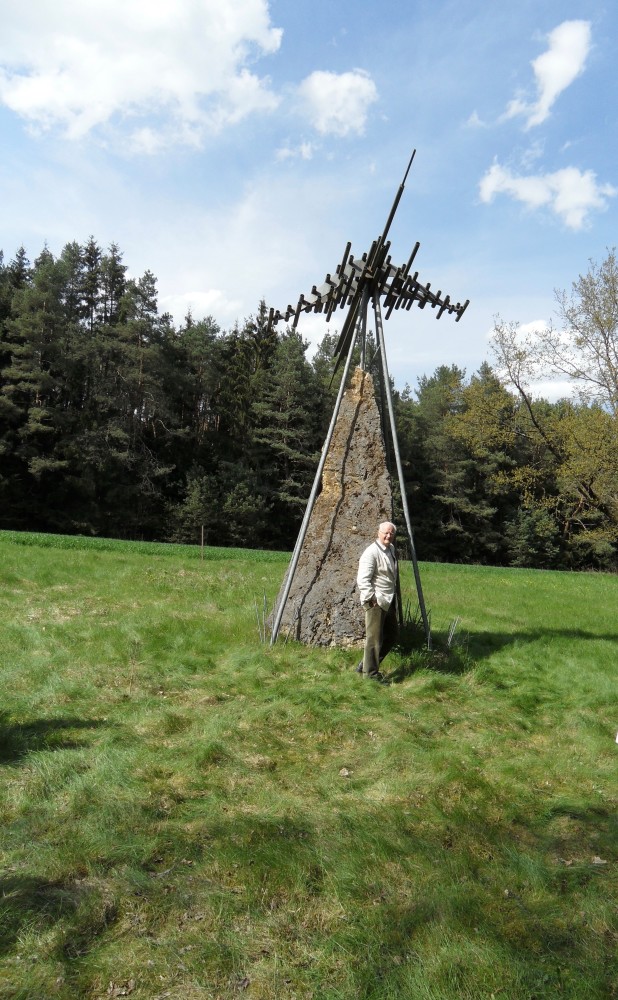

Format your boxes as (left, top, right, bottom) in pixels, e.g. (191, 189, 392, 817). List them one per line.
(1, 0, 616, 394)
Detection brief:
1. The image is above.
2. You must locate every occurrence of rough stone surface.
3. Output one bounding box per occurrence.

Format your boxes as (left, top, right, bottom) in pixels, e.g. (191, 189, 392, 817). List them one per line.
(273, 366, 394, 647)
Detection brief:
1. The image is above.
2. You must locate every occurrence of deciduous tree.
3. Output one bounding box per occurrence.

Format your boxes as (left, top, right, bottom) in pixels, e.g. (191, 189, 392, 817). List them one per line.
(490, 249, 618, 567)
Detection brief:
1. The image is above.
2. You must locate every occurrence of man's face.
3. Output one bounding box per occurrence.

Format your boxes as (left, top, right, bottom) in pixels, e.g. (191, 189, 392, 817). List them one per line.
(378, 525, 396, 545)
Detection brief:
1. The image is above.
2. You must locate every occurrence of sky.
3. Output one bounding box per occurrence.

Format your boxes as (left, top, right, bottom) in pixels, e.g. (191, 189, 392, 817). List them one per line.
(1, 0, 616, 394)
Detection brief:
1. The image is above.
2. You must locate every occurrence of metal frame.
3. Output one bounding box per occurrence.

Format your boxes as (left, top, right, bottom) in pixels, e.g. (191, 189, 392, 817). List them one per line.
(268, 151, 468, 649)
(269, 291, 432, 648)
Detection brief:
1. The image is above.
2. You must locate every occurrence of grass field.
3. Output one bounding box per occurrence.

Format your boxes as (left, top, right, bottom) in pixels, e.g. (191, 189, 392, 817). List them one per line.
(0, 531, 616, 1000)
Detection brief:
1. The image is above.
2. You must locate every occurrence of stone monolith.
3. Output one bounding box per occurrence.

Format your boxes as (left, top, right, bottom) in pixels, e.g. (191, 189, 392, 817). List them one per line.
(273, 366, 394, 647)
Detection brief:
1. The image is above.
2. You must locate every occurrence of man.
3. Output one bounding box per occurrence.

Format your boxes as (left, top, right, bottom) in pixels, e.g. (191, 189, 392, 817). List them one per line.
(356, 521, 399, 682)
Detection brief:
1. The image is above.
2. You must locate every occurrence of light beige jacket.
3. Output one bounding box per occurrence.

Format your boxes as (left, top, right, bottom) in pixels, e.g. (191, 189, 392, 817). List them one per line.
(357, 540, 398, 611)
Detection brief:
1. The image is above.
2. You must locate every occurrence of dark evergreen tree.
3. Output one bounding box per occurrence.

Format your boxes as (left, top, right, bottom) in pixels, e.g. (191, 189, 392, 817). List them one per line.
(81, 237, 102, 333)
(0, 248, 73, 529)
(396, 364, 521, 564)
(251, 328, 324, 547)
(0, 248, 33, 526)
(83, 268, 177, 539)
(448, 362, 523, 564)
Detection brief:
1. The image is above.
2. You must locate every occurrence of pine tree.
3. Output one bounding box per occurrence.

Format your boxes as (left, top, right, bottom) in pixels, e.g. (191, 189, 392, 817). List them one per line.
(396, 364, 518, 564)
(0, 248, 33, 525)
(250, 328, 324, 548)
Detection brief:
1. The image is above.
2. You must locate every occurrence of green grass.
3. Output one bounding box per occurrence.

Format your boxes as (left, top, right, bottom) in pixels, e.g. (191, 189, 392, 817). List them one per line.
(0, 530, 616, 1000)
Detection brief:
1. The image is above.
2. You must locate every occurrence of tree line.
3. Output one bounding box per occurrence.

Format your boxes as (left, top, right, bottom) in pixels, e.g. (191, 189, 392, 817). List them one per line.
(1, 240, 616, 570)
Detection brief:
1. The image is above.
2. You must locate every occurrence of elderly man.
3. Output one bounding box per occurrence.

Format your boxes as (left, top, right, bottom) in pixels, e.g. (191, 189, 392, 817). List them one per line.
(356, 521, 399, 683)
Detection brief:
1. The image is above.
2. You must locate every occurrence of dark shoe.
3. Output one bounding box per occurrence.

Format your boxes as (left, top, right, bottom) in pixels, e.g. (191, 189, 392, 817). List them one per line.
(356, 661, 364, 674)
(368, 672, 390, 685)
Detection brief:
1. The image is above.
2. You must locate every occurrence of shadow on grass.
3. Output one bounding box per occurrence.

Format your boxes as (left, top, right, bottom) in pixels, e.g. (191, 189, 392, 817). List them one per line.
(384, 622, 618, 683)
(0, 875, 87, 954)
(466, 625, 618, 661)
(381, 620, 474, 683)
(1, 800, 614, 990)
(150, 806, 617, 997)
(0, 712, 105, 764)
(0, 874, 118, 959)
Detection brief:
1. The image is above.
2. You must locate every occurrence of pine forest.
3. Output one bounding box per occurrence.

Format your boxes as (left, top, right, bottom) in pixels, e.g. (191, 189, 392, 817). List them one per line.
(1, 240, 617, 571)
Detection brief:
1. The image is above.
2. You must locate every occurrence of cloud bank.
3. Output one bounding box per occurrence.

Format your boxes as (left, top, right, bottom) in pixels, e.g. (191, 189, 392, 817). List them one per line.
(0, 0, 283, 146)
(0, 0, 379, 151)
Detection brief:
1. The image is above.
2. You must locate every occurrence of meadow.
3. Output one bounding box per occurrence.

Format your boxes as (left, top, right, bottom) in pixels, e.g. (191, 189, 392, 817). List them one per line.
(0, 531, 616, 1000)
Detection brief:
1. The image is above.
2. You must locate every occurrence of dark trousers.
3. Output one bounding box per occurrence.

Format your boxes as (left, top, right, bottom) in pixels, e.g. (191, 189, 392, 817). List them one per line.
(362, 601, 398, 676)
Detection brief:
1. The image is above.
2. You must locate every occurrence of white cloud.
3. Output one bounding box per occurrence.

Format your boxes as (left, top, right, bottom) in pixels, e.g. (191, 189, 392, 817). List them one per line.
(520, 140, 545, 169)
(0, 0, 282, 146)
(298, 69, 378, 136)
(160, 289, 243, 326)
(275, 140, 315, 161)
(146, 172, 330, 330)
(502, 378, 576, 402)
(466, 110, 488, 129)
(517, 319, 550, 338)
(479, 161, 616, 229)
(528, 379, 576, 402)
(503, 20, 591, 129)
(484, 318, 548, 343)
